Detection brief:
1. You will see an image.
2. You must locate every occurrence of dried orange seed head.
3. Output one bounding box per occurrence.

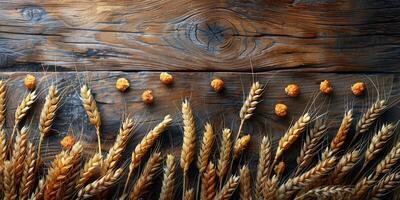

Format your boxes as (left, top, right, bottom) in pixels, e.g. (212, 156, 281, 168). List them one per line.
(142, 90, 154, 105)
(24, 74, 36, 90)
(275, 103, 288, 118)
(320, 80, 333, 94)
(160, 72, 174, 85)
(211, 78, 224, 92)
(60, 135, 75, 150)
(351, 82, 365, 96)
(285, 84, 300, 97)
(115, 78, 130, 92)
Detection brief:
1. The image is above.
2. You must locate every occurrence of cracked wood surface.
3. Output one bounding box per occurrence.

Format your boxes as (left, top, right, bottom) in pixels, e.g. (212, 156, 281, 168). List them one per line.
(1, 0, 400, 72)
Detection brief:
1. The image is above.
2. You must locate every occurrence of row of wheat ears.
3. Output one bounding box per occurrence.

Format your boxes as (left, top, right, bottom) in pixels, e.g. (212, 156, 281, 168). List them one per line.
(0, 78, 398, 200)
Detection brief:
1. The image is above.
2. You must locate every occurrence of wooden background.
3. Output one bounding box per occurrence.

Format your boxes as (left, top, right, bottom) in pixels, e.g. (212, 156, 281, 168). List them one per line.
(1, 0, 400, 197)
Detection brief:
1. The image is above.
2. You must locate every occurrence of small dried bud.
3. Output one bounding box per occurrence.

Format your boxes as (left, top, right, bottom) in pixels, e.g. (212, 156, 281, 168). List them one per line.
(160, 72, 174, 85)
(351, 82, 365, 96)
(60, 135, 75, 150)
(275, 103, 288, 118)
(142, 89, 154, 105)
(274, 161, 285, 176)
(115, 78, 129, 92)
(285, 84, 300, 97)
(24, 74, 36, 90)
(211, 78, 224, 92)
(319, 80, 333, 94)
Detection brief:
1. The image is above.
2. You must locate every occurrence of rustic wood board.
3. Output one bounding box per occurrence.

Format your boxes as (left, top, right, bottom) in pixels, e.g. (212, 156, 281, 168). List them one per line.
(1, 0, 400, 72)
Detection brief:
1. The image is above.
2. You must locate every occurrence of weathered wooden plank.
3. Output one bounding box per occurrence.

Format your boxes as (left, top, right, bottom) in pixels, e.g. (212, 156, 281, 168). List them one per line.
(1, 71, 399, 169)
(1, 0, 400, 72)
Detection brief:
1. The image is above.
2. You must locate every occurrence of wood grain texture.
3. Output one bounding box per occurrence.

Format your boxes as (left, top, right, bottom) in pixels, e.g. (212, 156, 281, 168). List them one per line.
(0, 0, 400, 72)
(0, 71, 399, 170)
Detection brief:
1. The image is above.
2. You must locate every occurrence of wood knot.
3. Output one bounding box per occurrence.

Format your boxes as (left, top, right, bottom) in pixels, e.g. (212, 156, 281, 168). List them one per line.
(21, 6, 46, 22)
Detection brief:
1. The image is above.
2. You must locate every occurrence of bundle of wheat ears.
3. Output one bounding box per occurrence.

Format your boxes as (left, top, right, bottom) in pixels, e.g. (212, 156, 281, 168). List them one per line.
(1, 78, 400, 200)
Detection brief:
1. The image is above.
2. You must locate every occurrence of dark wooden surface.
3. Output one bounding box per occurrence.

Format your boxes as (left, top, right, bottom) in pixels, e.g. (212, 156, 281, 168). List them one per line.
(1, 0, 400, 72)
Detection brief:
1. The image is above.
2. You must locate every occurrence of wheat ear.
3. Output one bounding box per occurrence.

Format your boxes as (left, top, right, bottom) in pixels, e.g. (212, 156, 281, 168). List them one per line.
(184, 188, 194, 200)
(353, 175, 376, 199)
(44, 142, 82, 200)
(275, 113, 311, 161)
(0, 80, 7, 127)
(296, 119, 327, 175)
(197, 123, 214, 174)
(201, 162, 216, 200)
(330, 150, 360, 184)
(364, 123, 396, 166)
(18, 142, 36, 200)
(294, 186, 353, 200)
(369, 172, 400, 200)
(80, 84, 102, 154)
(255, 136, 271, 199)
(124, 115, 171, 192)
(263, 175, 278, 199)
(76, 153, 102, 190)
(217, 128, 232, 183)
(0, 128, 6, 190)
(234, 134, 251, 159)
(60, 141, 83, 199)
(276, 157, 336, 200)
(180, 100, 196, 173)
(159, 154, 176, 200)
(129, 152, 163, 200)
(37, 85, 59, 160)
(11, 126, 29, 186)
(30, 179, 44, 200)
(239, 165, 251, 200)
(103, 117, 134, 174)
(329, 110, 353, 156)
(352, 100, 386, 144)
(77, 168, 123, 199)
(10, 91, 36, 147)
(374, 140, 400, 179)
(215, 175, 240, 200)
(4, 160, 17, 200)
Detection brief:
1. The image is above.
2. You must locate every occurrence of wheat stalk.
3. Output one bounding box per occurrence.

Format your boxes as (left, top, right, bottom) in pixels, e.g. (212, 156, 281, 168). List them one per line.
(353, 175, 376, 199)
(77, 168, 123, 199)
(255, 136, 271, 200)
(295, 119, 327, 175)
(201, 162, 216, 200)
(364, 123, 396, 165)
(217, 128, 232, 182)
(275, 113, 311, 161)
(184, 188, 194, 200)
(0, 80, 7, 127)
(18, 142, 36, 200)
(239, 165, 251, 200)
(180, 100, 196, 174)
(103, 117, 134, 174)
(294, 186, 353, 200)
(276, 157, 336, 199)
(197, 123, 214, 174)
(352, 100, 387, 143)
(11, 126, 29, 185)
(76, 153, 102, 190)
(159, 154, 176, 200)
(44, 142, 82, 200)
(80, 84, 102, 154)
(329, 110, 353, 156)
(233, 134, 251, 159)
(124, 115, 171, 192)
(369, 172, 400, 200)
(215, 175, 240, 200)
(37, 85, 59, 160)
(374, 140, 400, 179)
(330, 150, 360, 184)
(129, 152, 163, 200)
(263, 175, 278, 199)
(4, 160, 17, 200)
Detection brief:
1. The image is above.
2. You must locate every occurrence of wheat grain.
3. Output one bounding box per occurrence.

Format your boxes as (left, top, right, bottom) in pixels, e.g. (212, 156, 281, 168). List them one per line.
(103, 117, 134, 174)
(296, 119, 327, 175)
(255, 136, 271, 200)
(370, 172, 400, 200)
(365, 123, 396, 165)
(375, 140, 400, 179)
(276, 157, 336, 199)
(217, 128, 232, 180)
(159, 154, 176, 200)
(184, 188, 194, 200)
(353, 100, 386, 142)
(129, 152, 163, 200)
(77, 168, 122, 199)
(330, 150, 360, 184)
(201, 162, 216, 200)
(80, 84, 102, 153)
(0, 80, 7, 127)
(275, 113, 311, 161)
(11, 126, 29, 185)
(4, 160, 17, 200)
(180, 100, 196, 174)
(233, 135, 251, 159)
(239, 165, 251, 200)
(19, 142, 36, 200)
(294, 186, 353, 200)
(125, 115, 171, 192)
(197, 123, 214, 174)
(76, 153, 102, 190)
(215, 175, 240, 200)
(353, 175, 376, 199)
